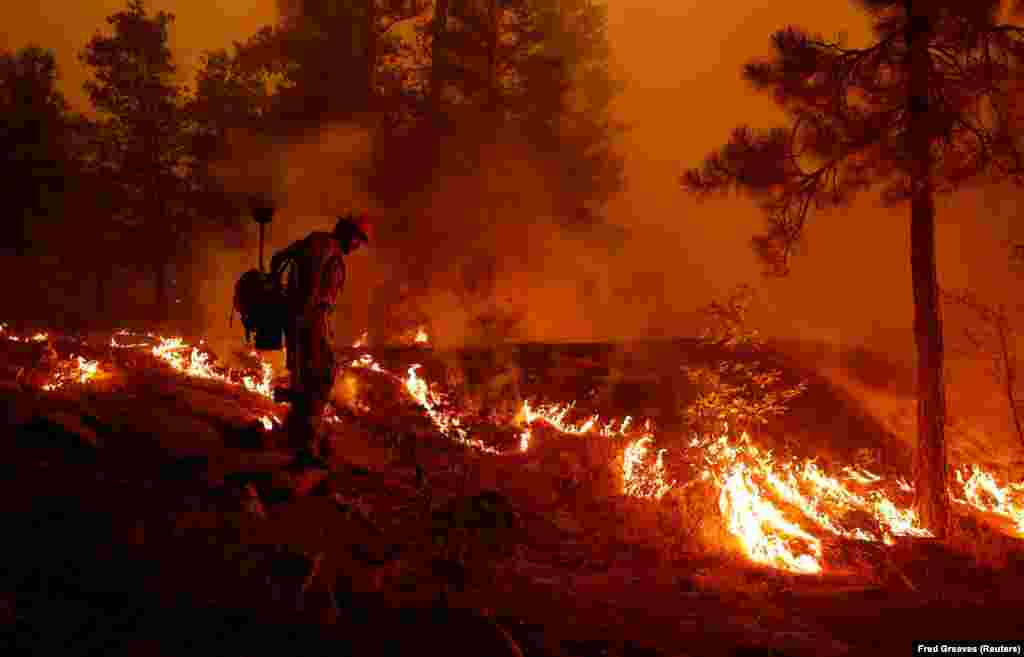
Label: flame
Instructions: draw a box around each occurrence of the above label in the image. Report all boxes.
[12,323,1024,576]
[693,431,934,570]
[622,437,674,500]
[148,335,275,400]
[954,465,1024,533]
[242,361,274,399]
[414,327,429,345]
[718,464,823,574]
[519,427,531,452]
[352,331,369,348]
[350,353,384,372]
[518,400,603,436]
[42,355,102,391]
[76,356,100,384]
[403,364,500,453]
[1,324,50,344]
[516,399,671,498]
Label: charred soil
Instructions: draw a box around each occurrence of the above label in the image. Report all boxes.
[1,334,1023,657]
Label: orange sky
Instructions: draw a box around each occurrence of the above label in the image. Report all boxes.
[5,1,1022,350]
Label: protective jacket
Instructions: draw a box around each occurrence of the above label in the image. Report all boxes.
[271,232,346,315]
[269,232,347,455]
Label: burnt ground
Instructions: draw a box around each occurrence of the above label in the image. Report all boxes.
[2,336,1024,657]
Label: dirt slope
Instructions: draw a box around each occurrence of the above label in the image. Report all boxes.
[2,336,1023,656]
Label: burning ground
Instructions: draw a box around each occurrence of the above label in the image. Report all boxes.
[2,324,1024,656]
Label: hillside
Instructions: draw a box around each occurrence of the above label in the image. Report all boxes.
[2,326,1024,656]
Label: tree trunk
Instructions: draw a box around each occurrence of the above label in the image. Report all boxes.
[486,0,500,113]
[994,313,1024,448]
[429,0,451,119]
[905,1,950,539]
[363,0,377,104]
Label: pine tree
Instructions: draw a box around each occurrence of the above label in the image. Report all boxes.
[80,0,190,319]
[683,0,1024,538]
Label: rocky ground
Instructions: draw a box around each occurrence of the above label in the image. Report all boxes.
[2,334,1023,657]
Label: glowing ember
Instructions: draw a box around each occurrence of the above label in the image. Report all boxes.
[1,324,51,344]
[76,356,100,384]
[352,331,369,348]
[519,400,602,436]
[622,437,674,500]
[350,353,384,372]
[13,322,1024,576]
[242,362,274,399]
[42,355,103,391]
[403,364,500,453]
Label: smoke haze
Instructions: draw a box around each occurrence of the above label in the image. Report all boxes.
[6,0,1024,359]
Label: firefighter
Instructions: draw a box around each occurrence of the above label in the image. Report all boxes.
[269,214,370,464]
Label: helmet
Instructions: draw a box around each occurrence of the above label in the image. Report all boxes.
[334,214,371,246]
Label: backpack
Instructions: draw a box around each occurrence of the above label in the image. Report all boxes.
[233,268,287,350]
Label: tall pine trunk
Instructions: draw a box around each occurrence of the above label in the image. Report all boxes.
[363,0,376,104]
[429,0,451,119]
[486,0,500,113]
[905,1,950,539]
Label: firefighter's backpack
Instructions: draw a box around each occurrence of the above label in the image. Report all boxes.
[233,269,286,351]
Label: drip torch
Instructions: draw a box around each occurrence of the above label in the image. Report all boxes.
[250,198,275,272]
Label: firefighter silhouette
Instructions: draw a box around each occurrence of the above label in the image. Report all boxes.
[269,215,370,462]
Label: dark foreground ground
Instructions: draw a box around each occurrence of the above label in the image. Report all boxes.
[2,336,1023,657]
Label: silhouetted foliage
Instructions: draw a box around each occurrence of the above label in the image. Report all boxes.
[228,1,422,133]
[943,288,1024,449]
[184,44,276,237]
[684,1,1024,275]
[80,0,192,316]
[683,285,807,439]
[682,0,1024,537]
[0,46,74,255]
[365,0,625,342]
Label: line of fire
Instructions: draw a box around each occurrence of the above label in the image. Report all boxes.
[4,1,1024,655]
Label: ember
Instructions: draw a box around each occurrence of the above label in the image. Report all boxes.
[403,364,500,453]
[42,355,102,391]
[107,331,278,400]
[622,436,673,500]
[1,323,52,344]
[10,322,1024,575]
